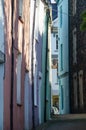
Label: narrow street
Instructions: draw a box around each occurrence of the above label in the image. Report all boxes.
[1,0,86,129]
[40,120,86,130]
[36,114,86,130]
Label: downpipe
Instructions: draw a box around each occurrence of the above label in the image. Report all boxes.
[44,9,50,122]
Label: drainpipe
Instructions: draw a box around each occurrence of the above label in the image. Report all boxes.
[31,0,36,129]
[10,0,14,130]
[44,9,50,122]
[68,0,70,113]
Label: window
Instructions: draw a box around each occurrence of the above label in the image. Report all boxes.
[16,53,22,105]
[60,44,63,70]
[56,35,58,50]
[73,0,77,16]
[73,28,77,64]
[19,0,23,17]
[73,73,78,108]
[78,70,84,108]
[60,5,62,27]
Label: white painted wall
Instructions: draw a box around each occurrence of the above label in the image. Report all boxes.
[51,19,58,55]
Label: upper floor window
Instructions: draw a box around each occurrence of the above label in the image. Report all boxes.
[19,0,23,17]
[73,0,77,16]
[60,5,62,27]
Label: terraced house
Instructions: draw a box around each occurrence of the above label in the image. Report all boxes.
[57,0,70,114]
[0,0,52,130]
[69,0,86,113]
[57,0,86,115]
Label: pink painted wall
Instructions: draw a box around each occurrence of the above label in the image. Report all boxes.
[4,0,31,130]
[4,0,12,129]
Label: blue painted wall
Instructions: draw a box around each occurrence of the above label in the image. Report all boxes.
[58,0,70,114]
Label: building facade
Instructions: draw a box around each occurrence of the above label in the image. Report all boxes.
[69,0,86,113]
[4,0,31,130]
[57,0,70,114]
[0,0,52,130]
[51,17,59,107]
[30,0,51,127]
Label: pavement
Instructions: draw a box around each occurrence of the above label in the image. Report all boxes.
[36,114,86,130]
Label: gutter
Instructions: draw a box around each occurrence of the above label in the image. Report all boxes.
[10,0,14,130]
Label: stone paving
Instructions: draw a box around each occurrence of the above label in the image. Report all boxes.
[45,119,86,130]
[36,114,86,130]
